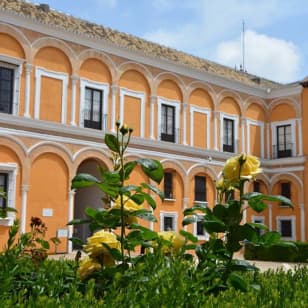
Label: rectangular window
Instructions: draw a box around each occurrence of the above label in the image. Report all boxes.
[160,212,177,231]
[195,176,206,202]
[163,216,174,231]
[280,182,291,206]
[164,172,173,199]
[84,87,103,130]
[0,173,8,208]
[223,118,234,152]
[0,66,14,114]
[276,124,292,158]
[196,220,205,236]
[161,104,175,142]
[253,181,260,193]
[280,220,292,237]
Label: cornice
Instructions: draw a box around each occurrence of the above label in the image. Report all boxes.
[1,9,302,100]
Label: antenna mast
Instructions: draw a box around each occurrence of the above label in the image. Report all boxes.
[242,20,245,72]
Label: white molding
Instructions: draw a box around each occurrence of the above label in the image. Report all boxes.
[160,211,178,231]
[34,67,68,123]
[79,78,109,131]
[276,215,296,241]
[246,119,265,158]
[119,87,145,137]
[193,214,209,241]
[190,105,211,149]
[0,163,18,226]
[157,97,181,143]
[220,112,239,153]
[299,204,305,241]
[271,119,296,158]
[263,166,304,173]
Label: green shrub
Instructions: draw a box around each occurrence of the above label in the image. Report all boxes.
[245,241,308,262]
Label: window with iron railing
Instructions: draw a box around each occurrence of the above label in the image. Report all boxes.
[84,87,103,130]
[195,176,206,203]
[161,104,175,142]
[273,124,292,158]
[223,118,234,152]
[164,172,173,199]
[0,66,14,115]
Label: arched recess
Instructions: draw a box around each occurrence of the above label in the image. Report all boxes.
[217,90,243,115]
[244,97,268,117]
[186,81,216,104]
[78,49,116,82]
[268,99,298,121]
[28,152,69,252]
[154,73,184,101]
[187,164,217,208]
[32,37,76,72]
[73,157,109,247]
[117,67,151,137]
[0,23,30,60]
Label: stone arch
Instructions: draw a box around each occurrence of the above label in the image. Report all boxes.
[0,136,28,184]
[78,49,116,83]
[244,98,267,122]
[0,22,31,60]
[216,89,244,115]
[72,147,113,175]
[269,98,300,118]
[117,61,153,89]
[154,72,185,100]
[187,163,218,181]
[270,173,304,204]
[32,37,76,73]
[185,81,216,104]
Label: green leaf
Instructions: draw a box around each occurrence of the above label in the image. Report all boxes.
[130,193,145,205]
[37,239,50,250]
[228,273,248,292]
[141,182,164,200]
[180,230,198,243]
[67,218,91,225]
[71,173,99,189]
[137,159,164,184]
[204,220,226,233]
[105,134,120,153]
[142,193,156,210]
[130,223,158,240]
[84,207,100,219]
[122,161,137,180]
[263,195,293,208]
[133,211,157,222]
[182,215,198,226]
[260,231,281,246]
[69,237,85,247]
[102,243,122,261]
[248,222,268,231]
[101,171,121,184]
[183,205,208,216]
[230,259,258,272]
[248,197,267,213]
[96,182,119,198]
[275,241,297,248]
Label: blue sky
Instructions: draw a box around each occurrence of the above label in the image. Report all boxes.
[28,0,308,83]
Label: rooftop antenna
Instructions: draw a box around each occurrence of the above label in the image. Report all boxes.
[241,20,246,72]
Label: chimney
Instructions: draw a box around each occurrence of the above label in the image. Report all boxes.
[38,4,50,13]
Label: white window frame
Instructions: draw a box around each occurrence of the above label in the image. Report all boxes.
[0,163,18,226]
[160,211,178,231]
[220,113,239,153]
[35,67,69,123]
[190,105,211,149]
[193,214,209,240]
[80,79,109,131]
[246,119,265,158]
[271,119,296,158]
[157,97,180,143]
[251,215,265,235]
[119,87,145,137]
[0,55,23,116]
[276,215,296,240]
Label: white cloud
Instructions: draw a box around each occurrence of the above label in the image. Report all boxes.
[215,30,301,83]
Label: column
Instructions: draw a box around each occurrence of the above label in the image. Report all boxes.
[24,64,32,118]
[268,204,272,231]
[297,118,303,156]
[67,190,76,253]
[150,95,156,139]
[241,117,246,153]
[300,203,305,241]
[20,185,30,233]
[182,197,189,231]
[111,84,118,132]
[213,111,219,151]
[182,103,188,145]
[266,123,271,159]
[70,75,78,126]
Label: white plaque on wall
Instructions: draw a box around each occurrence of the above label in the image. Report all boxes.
[57,229,68,238]
[42,208,53,217]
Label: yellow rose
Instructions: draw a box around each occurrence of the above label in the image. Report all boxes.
[158,231,185,252]
[78,256,101,280]
[223,154,261,185]
[83,230,120,258]
[113,195,142,212]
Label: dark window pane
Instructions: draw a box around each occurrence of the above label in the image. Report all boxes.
[0,173,8,208]
[253,181,260,192]
[164,172,173,199]
[195,176,206,202]
[84,87,102,130]
[163,216,174,231]
[0,67,14,114]
[276,124,292,158]
[196,220,204,236]
[161,104,175,142]
[223,118,234,152]
[280,220,292,237]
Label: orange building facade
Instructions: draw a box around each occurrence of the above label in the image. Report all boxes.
[0,1,307,253]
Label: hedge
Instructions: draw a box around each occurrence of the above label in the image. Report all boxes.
[244,241,308,262]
